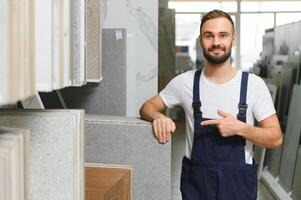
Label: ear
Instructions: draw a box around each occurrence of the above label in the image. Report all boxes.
[232,32,237,47]
[198,35,203,48]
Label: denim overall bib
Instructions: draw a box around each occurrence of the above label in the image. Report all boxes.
[180,70,258,200]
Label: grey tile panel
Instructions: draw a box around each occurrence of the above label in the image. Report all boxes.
[279,84,301,191]
[0,110,84,200]
[85,115,171,200]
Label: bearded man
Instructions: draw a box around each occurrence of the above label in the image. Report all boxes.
[139,9,282,200]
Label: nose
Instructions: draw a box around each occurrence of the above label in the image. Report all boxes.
[212,36,220,45]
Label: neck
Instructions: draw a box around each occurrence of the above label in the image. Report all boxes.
[204,59,237,84]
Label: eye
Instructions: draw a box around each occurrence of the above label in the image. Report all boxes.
[204,34,213,39]
[219,33,228,38]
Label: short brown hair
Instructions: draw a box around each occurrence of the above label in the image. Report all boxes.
[200,9,235,34]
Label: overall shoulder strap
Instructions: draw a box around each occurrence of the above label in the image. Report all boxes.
[237,71,249,123]
[192,70,202,118]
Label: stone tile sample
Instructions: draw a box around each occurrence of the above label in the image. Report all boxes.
[274,20,301,56]
[0,110,84,200]
[0,127,30,200]
[71,0,86,86]
[86,0,102,82]
[279,84,301,191]
[85,163,131,200]
[0,0,35,105]
[159,8,176,91]
[60,29,127,115]
[278,66,295,126]
[85,115,171,200]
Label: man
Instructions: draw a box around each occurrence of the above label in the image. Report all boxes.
[139,9,282,200]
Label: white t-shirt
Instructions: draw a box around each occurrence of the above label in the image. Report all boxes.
[159,69,276,164]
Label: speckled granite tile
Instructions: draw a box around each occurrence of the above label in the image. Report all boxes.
[71,0,86,85]
[85,115,171,200]
[0,110,84,200]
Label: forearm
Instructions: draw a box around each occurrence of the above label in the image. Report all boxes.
[139,97,176,144]
[139,102,166,122]
[238,124,282,148]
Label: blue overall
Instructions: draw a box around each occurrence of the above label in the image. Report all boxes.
[180,70,258,200]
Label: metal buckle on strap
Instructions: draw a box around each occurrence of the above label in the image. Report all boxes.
[192,102,202,114]
[238,103,248,116]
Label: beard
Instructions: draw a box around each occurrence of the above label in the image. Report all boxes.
[202,44,232,65]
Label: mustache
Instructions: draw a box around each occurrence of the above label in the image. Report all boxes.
[208,45,226,51]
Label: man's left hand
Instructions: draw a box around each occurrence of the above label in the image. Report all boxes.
[200,109,245,137]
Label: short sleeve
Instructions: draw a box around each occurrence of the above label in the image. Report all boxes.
[252,77,276,122]
[159,75,184,109]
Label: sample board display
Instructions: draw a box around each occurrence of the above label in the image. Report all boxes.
[0,0,102,105]
[60,29,127,115]
[85,115,171,200]
[0,110,84,200]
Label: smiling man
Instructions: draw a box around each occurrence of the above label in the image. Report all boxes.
[139,9,282,200]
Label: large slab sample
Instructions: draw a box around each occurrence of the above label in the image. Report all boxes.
[159,7,175,91]
[0,110,84,200]
[0,127,30,200]
[85,115,171,200]
[292,145,301,200]
[279,84,301,191]
[60,29,127,115]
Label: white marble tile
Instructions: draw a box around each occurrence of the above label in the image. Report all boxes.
[0,127,30,200]
[35,0,54,92]
[0,110,84,200]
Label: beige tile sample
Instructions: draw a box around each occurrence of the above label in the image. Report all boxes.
[86,0,102,82]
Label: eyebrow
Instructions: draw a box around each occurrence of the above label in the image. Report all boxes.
[202,31,230,35]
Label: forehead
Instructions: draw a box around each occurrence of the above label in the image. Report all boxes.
[201,17,233,34]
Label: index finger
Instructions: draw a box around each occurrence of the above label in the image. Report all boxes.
[201,119,220,126]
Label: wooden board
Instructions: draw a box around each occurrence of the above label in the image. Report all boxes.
[85,164,131,200]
